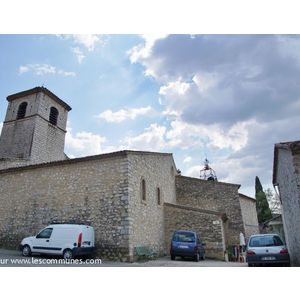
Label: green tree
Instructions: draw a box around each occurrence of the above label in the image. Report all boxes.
[255,176,263,195]
[265,188,281,214]
[255,176,273,223]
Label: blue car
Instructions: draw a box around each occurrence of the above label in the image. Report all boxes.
[170,230,206,262]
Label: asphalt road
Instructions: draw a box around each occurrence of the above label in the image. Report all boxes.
[0,248,247,267]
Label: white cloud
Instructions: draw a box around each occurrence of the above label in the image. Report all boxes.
[71,47,85,64]
[65,127,106,157]
[129,35,300,129]
[126,35,300,195]
[58,35,109,64]
[72,34,109,51]
[19,64,56,75]
[58,70,75,77]
[57,34,108,51]
[159,79,190,96]
[19,65,30,74]
[95,106,156,123]
[163,118,249,153]
[185,165,202,178]
[183,156,192,163]
[128,34,169,65]
[165,120,203,149]
[19,64,75,76]
[121,124,166,152]
[207,120,251,152]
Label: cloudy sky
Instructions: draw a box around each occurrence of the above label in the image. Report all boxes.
[1,34,300,198]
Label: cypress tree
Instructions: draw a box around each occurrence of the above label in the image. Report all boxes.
[255,176,263,194]
[255,176,273,223]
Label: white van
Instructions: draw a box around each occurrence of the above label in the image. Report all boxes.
[19,223,95,260]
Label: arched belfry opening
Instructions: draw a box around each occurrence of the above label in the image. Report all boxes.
[0,87,72,165]
[17,102,28,120]
[49,107,59,125]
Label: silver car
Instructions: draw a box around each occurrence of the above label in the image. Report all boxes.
[246,234,290,267]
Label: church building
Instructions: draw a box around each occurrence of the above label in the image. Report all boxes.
[0,87,258,261]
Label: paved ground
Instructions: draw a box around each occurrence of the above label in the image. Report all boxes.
[132,256,247,267]
[0,248,247,267]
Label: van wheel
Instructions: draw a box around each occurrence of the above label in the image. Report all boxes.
[63,249,73,260]
[171,255,175,260]
[22,245,31,257]
[195,253,200,262]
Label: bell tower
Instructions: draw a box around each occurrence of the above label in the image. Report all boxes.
[0,87,72,166]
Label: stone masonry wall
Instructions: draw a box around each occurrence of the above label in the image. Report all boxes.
[0,117,36,160]
[275,146,300,266]
[164,203,226,260]
[30,116,67,163]
[0,152,131,261]
[126,152,177,260]
[0,90,69,166]
[175,176,244,247]
[239,194,259,241]
[0,148,248,262]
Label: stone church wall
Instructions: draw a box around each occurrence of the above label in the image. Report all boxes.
[0,151,248,262]
[0,150,179,262]
[0,152,132,261]
[0,88,70,165]
[175,176,244,247]
[0,117,36,160]
[30,116,67,163]
[126,152,177,260]
[164,203,226,260]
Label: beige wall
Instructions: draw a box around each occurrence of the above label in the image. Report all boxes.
[239,194,259,241]
[0,152,131,261]
[175,176,244,247]
[274,146,300,266]
[164,203,226,260]
[127,152,177,259]
[0,150,252,262]
[0,90,69,168]
[0,151,178,262]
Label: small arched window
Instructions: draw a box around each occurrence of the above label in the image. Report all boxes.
[141,179,146,202]
[17,102,28,120]
[157,187,161,205]
[49,107,58,125]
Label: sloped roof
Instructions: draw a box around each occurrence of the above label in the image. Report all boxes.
[239,193,256,202]
[0,150,175,174]
[6,86,72,111]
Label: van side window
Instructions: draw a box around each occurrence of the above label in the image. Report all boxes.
[36,228,53,239]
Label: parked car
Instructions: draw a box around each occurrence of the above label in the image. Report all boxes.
[246,234,290,267]
[170,230,206,262]
[19,223,95,260]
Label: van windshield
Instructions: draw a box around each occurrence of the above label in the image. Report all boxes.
[173,232,195,243]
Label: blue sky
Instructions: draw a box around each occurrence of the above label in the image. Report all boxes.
[2,33,300,198]
[1,0,300,199]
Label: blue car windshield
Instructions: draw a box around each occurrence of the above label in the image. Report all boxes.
[173,232,195,243]
[249,236,284,247]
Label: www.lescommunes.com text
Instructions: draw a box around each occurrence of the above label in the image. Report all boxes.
[1,257,102,265]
